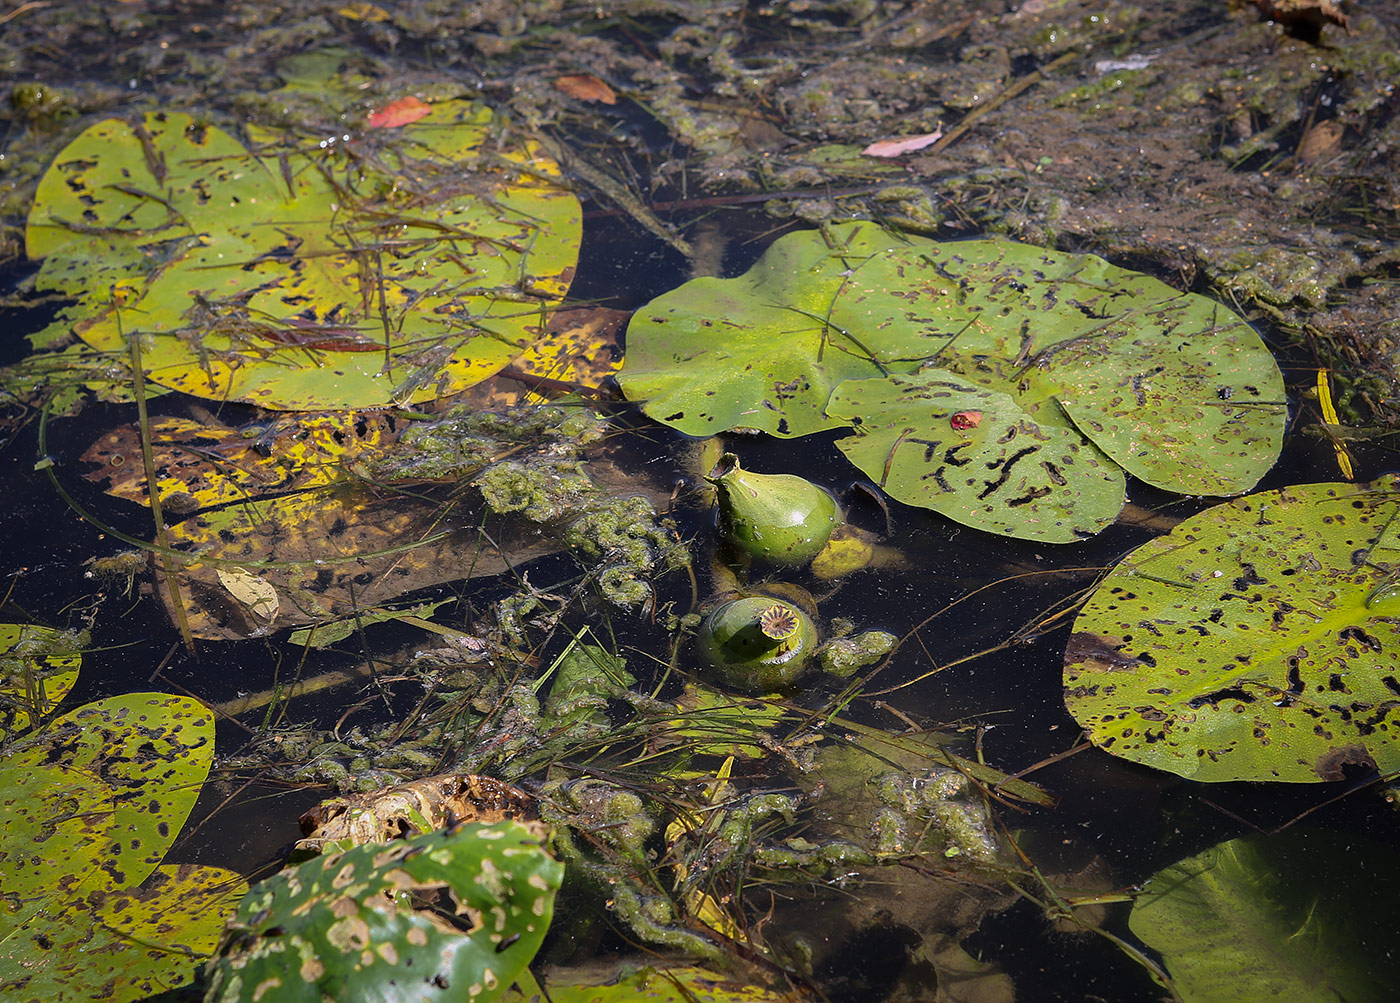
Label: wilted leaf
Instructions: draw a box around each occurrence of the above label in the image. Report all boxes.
[157,492,557,640]
[216,567,280,622]
[1064,477,1400,782]
[1130,829,1399,1002]
[81,411,407,511]
[26,102,581,410]
[296,774,535,854]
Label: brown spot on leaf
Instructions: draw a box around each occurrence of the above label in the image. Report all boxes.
[1064,632,1141,671]
[1312,743,1376,781]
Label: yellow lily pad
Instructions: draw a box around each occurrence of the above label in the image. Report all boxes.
[26,101,581,410]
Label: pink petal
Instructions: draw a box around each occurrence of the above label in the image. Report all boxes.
[861,130,944,158]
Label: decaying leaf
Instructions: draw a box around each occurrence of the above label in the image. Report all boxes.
[296,773,537,854]
[81,410,405,511]
[216,567,280,622]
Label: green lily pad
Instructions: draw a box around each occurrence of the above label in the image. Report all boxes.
[25,102,581,410]
[1064,477,1400,782]
[619,224,894,438]
[619,221,1284,538]
[826,369,1124,541]
[1129,829,1400,1002]
[205,819,563,1003]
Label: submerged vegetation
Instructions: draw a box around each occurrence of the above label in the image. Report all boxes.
[2,2,1399,1001]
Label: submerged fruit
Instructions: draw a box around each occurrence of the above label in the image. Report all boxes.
[697,595,818,692]
[708,453,840,565]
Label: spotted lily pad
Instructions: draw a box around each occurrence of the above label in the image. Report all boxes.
[619,221,1284,539]
[0,694,219,1000]
[25,102,580,409]
[826,370,1124,541]
[1064,477,1400,782]
[205,820,563,1003]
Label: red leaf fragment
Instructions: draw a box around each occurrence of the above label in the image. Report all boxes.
[950,410,982,430]
[367,96,431,129]
[554,74,617,105]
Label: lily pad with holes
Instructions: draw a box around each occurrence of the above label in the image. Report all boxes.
[619,221,1285,539]
[1063,477,1400,782]
[826,369,1124,541]
[204,819,563,1003]
[25,102,581,410]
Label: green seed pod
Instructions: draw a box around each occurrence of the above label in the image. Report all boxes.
[697,595,818,692]
[708,453,841,566]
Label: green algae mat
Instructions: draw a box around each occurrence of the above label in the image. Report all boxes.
[619,221,1285,542]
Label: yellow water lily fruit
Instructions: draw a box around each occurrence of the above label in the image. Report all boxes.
[697,595,818,692]
[708,453,841,566]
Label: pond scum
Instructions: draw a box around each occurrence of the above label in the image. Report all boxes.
[3,3,1400,1002]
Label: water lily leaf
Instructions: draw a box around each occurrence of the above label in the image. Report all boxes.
[0,623,81,739]
[20,694,216,884]
[26,102,581,409]
[826,369,1124,542]
[1129,829,1400,1003]
[205,820,563,1003]
[823,226,1285,496]
[0,864,245,1003]
[1064,477,1400,782]
[0,694,216,1001]
[619,224,894,438]
[620,221,1284,537]
[0,761,113,944]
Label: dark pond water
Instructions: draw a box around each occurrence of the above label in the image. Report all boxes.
[3,5,1400,1003]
